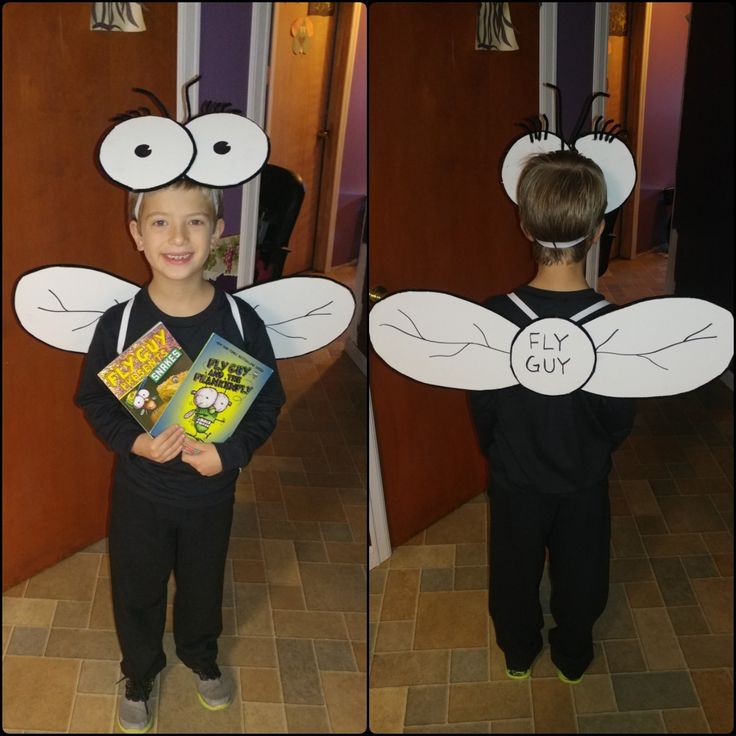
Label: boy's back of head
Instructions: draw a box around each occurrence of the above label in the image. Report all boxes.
[517,150,607,266]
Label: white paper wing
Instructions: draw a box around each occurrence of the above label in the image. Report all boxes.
[369,291,519,390]
[14,266,141,353]
[234,275,356,359]
[583,298,734,397]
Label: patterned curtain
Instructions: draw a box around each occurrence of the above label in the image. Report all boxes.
[476,2,518,51]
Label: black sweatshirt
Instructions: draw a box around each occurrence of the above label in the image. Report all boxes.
[467,285,635,495]
[75,285,286,508]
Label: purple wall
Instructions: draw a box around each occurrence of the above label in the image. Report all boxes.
[556,3,596,141]
[331,4,367,268]
[199,3,253,237]
[637,3,690,253]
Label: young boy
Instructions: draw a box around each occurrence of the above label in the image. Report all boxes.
[468,150,635,684]
[75,178,286,733]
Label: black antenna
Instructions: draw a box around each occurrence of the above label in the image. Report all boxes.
[570,91,610,144]
[184,75,202,123]
[543,82,563,146]
[131,87,171,119]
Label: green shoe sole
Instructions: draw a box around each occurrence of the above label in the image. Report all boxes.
[196,689,232,711]
[557,669,583,684]
[505,667,531,680]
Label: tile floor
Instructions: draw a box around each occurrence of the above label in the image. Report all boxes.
[369,254,734,733]
[597,249,670,303]
[3,264,368,734]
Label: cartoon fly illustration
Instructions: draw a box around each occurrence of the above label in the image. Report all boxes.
[13,77,356,367]
[183,388,232,440]
[369,85,733,398]
[126,387,157,416]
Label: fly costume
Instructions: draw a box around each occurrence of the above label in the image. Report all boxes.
[76,285,285,682]
[368,85,732,682]
[73,77,282,686]
[468,286,634,679]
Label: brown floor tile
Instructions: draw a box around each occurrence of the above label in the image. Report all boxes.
[691,577,733,633]
[678,634,734,669]
[24,553,101,602]
[691,669,734,733]
[414,591,488,650]
[531,678,576,732]
[370,650,450,688]
[611,671,699,710]
[405,683,449,726]
[448,681,531,722]
[2,656,80,731]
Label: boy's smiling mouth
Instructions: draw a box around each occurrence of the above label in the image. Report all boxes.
[162,252,194,264]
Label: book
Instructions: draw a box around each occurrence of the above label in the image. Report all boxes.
[97,322,193,434]
[149,332,274,443]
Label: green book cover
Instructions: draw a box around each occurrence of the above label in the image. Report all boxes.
[150,333,273,443]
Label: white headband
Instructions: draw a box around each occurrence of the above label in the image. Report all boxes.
[133,189,219,221]
[535,235,587,249]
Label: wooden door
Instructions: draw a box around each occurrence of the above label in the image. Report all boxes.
[267,2,337,274]
[369,3,539,548]
[3,3,177,590]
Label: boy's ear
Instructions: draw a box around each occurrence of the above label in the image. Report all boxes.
[594,219,605,241]
[520,223,534,242]
[213,217,225,240]
[129,219,144,250]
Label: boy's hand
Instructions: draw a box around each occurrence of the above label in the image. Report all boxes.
[181,438,223,476]
[131,424,186,463]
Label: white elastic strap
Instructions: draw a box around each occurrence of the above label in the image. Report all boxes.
[535,235,587,249]
[507,292,539,320]
[117,297,135,355]
[226,293,245,341]
[570,298,610,322]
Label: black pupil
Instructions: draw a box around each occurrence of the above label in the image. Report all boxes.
[135,144,152,158]
[214,141,231,155]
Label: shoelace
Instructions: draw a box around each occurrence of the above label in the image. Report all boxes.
[116,675,153,715]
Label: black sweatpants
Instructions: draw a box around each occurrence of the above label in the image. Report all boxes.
[108,481,234,682]
[487,480,610,680]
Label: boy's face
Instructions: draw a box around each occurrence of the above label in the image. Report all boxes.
[129,187,225,283]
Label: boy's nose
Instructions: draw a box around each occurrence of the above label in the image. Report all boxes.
[169,226,186,244]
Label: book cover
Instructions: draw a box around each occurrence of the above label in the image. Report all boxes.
[97,322,192,434]
[150,333,273,443]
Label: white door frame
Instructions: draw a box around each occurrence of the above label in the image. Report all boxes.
[238,2,272,289]
[177,2,269,290]
[369,390,392,569]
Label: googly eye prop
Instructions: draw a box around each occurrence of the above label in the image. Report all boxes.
[501,83,637,248]
[96,75,270,198]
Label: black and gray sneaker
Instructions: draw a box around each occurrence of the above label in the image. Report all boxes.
[192,664,233,711]
[116,675,154,733]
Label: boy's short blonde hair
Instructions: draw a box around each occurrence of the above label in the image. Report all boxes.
[128,178,223,228]
[516,149,607,265]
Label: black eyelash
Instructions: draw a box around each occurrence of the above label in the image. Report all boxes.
[514,114,549,143]
[109,106,152,123]
[592,115,628,142]
[199,100,243,115]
